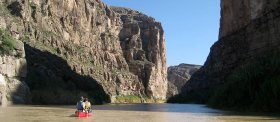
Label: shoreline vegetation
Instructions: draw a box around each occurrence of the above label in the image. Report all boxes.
[115,95,165,103]
[208,50,280,113]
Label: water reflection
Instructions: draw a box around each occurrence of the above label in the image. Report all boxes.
[94,104,223,114]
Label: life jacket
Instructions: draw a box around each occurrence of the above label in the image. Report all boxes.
[85,101,91,111]
[77,101,84,110]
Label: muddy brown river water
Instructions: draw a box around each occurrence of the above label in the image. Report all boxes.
[0,104,279,122]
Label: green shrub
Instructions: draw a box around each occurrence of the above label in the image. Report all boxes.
[115,95,142,103]
[0,29,16,55]
[209,50,280,112]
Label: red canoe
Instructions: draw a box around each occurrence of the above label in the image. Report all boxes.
[75,111,92,117]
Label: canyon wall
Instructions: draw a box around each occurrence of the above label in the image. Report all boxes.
[166,64,201,98]
[0,0,167,104]
[0,7,30,105]
[219,0,280,38]
[112,7,167,100]
[178,0,280,103]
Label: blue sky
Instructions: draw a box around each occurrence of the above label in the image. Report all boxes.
[103,0,221,66]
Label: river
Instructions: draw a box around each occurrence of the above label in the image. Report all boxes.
[0,104,279,122]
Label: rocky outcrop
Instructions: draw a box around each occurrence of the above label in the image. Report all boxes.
[167,64,201,98]
[0,8,30,105]
[0,0,167,104]
[0,56,30,105]
[179,0,280,103]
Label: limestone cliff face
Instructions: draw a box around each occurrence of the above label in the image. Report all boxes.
[0,7,30,105]
[0,56,30,106]
[112,7,167,100]
[167,64,201,98]
[219,0,280,38]
[0,0,167,104]
[181,0,280,102]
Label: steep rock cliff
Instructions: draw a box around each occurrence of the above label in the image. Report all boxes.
[178,0,280,103]
[219,0,280,38]
[167,64,201,98]
[0,6,30,105]
[112,7,167,100]
[0,0,167,104]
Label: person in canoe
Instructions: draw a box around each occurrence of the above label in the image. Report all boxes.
[84,98,92,113]
[76,96,85,112]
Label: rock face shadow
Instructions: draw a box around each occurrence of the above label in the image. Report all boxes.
[0,56,30,106]
[24,44,110,105]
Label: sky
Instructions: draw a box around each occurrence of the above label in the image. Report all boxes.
[103,0,221,66]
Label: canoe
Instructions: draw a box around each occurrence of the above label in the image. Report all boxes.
[75,111,92,117]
